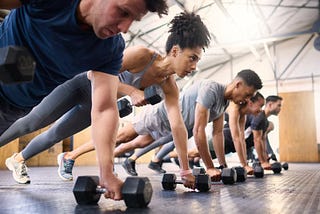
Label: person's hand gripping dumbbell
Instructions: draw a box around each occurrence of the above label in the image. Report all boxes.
[118,85,162,118]
[73,175,153,208]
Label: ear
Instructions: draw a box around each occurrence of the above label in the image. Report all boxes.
[235,80,243,89]
[171,45,179,57]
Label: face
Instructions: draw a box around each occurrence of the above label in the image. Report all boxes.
[247,97,265,116]
[269,100,282,115]
[171,46,202,78]
[232,81,257,105]
[91,0,148,39]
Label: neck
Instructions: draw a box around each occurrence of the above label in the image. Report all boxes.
[76,0,92,30]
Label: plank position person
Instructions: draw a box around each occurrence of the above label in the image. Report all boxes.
[0,0,168,200]
[1,11,211,190]
[67,69,262,182]
[129,92,265,175]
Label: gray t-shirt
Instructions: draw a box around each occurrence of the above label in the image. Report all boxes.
[133,80,229,139]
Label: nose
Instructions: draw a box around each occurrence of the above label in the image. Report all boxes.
[190,63,197,71]
[118,19,134,33]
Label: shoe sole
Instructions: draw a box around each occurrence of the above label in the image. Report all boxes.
[57,154,73,181]
[5,158,30,184]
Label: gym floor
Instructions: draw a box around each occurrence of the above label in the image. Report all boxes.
[0,161,319,214]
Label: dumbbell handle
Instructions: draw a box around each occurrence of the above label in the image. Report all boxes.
[96,186,107,194]
[174,180,184,185]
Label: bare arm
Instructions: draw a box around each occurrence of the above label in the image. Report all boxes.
[90,71,123,200]
[212,114,227,167]
[228,105,247,167]
[0,0,21,9]
[162,78,189,172]
[253,130,269,165]
[193,103,214,169]
[117,82,146,106]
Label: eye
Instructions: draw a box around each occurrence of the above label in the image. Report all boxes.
[189,55,198,62]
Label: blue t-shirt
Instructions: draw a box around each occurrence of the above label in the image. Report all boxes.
[0,0,125,108]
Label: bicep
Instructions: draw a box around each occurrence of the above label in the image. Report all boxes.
[194,103,209,132]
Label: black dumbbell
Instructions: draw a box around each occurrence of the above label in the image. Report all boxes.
[117,85,162,118]
[161,173,211,192]
[73,176,153,208]
[192,167,206,176]
[252,162,264,178]
[194,166,240,185]
[271,162,282,174]
[233,166,247,182]
[282,162,289,170]
[0,46,36,84]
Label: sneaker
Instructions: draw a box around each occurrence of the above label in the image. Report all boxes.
[122,158,138,176]
[57,153,74,181]
[148,161,166,174]
[5,153,30,184]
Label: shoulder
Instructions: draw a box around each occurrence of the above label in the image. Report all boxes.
[122,45,157,69]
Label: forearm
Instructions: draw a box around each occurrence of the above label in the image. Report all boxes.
[92,108,119,180]
[254,139,267,163]
[172,125,190,171]
[213,133,226,166]
[233,138,247,167]
[117,82,137,97]
[0,0,21,9]
[194,131,214,169]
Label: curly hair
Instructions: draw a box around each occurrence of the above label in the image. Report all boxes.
[165,11,211,53]
[144,0,168,17]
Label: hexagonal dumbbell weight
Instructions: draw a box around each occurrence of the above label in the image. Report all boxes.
[271,162,282,174]
[161,173,211,192]
[252,162,264,178]
[73,176,153,208]
[232,166,247,182]
[117,85,162,118]
[282,162,289,170]
[0,46,36,84]
[221,168,237,185]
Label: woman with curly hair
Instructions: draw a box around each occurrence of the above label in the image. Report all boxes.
[2,12,211,191]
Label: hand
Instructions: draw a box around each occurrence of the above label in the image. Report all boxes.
[206,168,221,182]
[130,89,147,107]
[181,173,195,190]
[244,165,254,175]
[261,162,272,170]
[100,174,124,200]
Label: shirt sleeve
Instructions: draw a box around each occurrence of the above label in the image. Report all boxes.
[196,82,217,110]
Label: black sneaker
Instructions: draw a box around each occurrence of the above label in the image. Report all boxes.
[122,158,138,176]
[148,161,166,173]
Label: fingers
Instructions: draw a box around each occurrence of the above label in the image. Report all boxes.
[104,190,122,201]
[182,174,196,189]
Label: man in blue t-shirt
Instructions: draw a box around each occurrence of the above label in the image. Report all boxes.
[0,0,168,201]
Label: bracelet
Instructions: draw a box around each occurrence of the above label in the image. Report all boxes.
[180,169,192,177]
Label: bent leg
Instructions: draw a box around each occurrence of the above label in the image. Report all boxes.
[114,134,154,158]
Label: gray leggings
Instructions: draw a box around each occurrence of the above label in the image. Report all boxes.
[134,129,194,160]
[0,73,92,160]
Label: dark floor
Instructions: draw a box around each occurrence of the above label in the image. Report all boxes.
[0,161,319,214]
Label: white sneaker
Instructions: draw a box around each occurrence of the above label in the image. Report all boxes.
[5,153,30,184]
[57,153,74,181]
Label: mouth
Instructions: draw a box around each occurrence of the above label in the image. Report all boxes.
[103,28,117,37]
